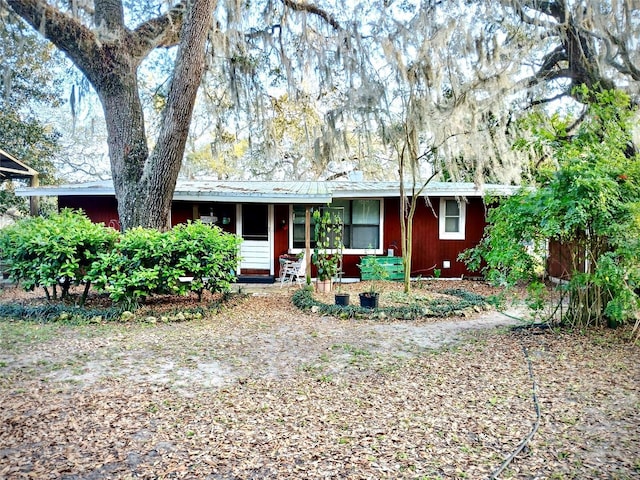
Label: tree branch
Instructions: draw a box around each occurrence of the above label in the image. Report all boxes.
[280,0,341,31]
[94,0,125,31]
[6,0,99,71]
[528,91,570,108]
[537,45,566,74]
[604,28,640,81]
[130,2,186,57]
[528,67,578,86]
[519,0,564,21]
[502,0,559,30]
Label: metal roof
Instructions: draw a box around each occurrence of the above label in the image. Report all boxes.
[0,148,38,179]
[329,181,520,198]
[17,179,520,202]
[174,180,332,203]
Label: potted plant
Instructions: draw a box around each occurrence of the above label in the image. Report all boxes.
[332,243,349,305]
[334,290,350,305]
[311,209,343,293]
[357,256,389,308]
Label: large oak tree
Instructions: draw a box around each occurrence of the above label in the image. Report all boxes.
[5,0,215,230]
[3,0,342,229]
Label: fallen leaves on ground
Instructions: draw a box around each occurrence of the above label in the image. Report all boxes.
[0,287,638,479]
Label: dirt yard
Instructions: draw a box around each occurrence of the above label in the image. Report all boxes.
[0,282,638,479]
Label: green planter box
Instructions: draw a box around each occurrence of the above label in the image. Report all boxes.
[359,256,404,281]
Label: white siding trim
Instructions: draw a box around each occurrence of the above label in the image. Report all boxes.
[439,198,466,240]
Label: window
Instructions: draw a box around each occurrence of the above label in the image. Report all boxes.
[439,198,466,240]
[292,206,309,248]
[292,199,382,251]
[242,204,268,240]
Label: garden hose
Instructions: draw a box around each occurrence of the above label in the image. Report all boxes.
[488,309,543,479]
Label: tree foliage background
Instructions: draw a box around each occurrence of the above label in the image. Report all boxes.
[462,89,640,327]
[0,13,62,212]
[1,0,639,224]
[205,0,640,183]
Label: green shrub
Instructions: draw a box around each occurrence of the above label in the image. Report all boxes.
[0,212,241,309]
[461,88,640,328]
[168,221,242,299]
[0,209,118,303]
[88,221,241,307]
[88,227,170,307]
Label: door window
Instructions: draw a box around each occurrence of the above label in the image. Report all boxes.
[242,204,268,240]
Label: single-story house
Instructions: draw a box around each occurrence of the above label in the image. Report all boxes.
[17,179,519,281]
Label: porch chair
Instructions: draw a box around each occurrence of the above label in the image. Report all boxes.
[279,253,306,287]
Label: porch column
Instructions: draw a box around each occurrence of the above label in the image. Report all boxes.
[29,174,39,216]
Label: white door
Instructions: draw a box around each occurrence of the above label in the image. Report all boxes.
[237,204,273,274]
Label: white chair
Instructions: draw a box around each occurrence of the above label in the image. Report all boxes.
[279,253,306,287]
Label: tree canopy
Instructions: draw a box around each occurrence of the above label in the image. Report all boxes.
[2,0,639,226]
[462,88,640,327]
[0,12,62,186]
[213,0,640,183]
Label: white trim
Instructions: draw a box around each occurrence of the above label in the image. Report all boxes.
[236,204,242,274]
[237,203,274,273]
[288,204,294,251]
[268,204,275,275]
[439,198,466,240]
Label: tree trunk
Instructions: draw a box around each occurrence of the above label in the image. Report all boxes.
[6,0,215,231]
[398,123,437,294]
[98,74,149,230]
[521,0,616,97]
[133,0,216,230]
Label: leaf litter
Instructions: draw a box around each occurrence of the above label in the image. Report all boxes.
[0,283,638,479]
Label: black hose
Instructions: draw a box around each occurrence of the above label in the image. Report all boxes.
[488,306,545,479]
[488,341,541,479]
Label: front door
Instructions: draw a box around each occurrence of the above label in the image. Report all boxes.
[238,204,273,274]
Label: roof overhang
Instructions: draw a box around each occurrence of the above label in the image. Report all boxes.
[17,180,334,204]
[329,181,520,198]
[173,181,332,204]
[16,179,520,202]
[0,148,38,179]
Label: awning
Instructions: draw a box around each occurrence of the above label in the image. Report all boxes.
[0,148,38,179]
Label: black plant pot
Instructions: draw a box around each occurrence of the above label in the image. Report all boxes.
[359,292,379,309]
[335,293,350,306]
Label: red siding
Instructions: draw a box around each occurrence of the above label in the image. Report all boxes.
[59,196,120,230]
[59,197,241,235]
[170,202,194,227]
[547,239,585,279]
[60,194,490,280]
[340,197,487,278]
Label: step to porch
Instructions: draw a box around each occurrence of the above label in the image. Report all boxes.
[237,274,276,284]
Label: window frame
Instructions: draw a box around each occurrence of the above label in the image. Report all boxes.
[439,197,466,240]
[289,198,384,255]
